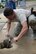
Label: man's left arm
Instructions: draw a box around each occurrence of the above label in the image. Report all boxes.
[13,21,28,42]
[17,21,28,40]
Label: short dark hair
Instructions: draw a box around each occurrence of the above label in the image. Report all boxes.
[4,8,13,17]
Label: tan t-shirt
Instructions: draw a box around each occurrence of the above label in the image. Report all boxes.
[8,9,31,37]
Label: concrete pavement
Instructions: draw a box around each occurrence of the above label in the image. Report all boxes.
[0,1,36,54]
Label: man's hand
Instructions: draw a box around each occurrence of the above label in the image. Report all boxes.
[13,37,19,42]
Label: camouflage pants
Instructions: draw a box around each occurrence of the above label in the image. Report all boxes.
[9,22,22,37]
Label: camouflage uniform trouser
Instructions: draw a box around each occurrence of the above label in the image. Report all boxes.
[9,22,22,37]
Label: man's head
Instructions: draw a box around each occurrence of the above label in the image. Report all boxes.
[4,8,15,20]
